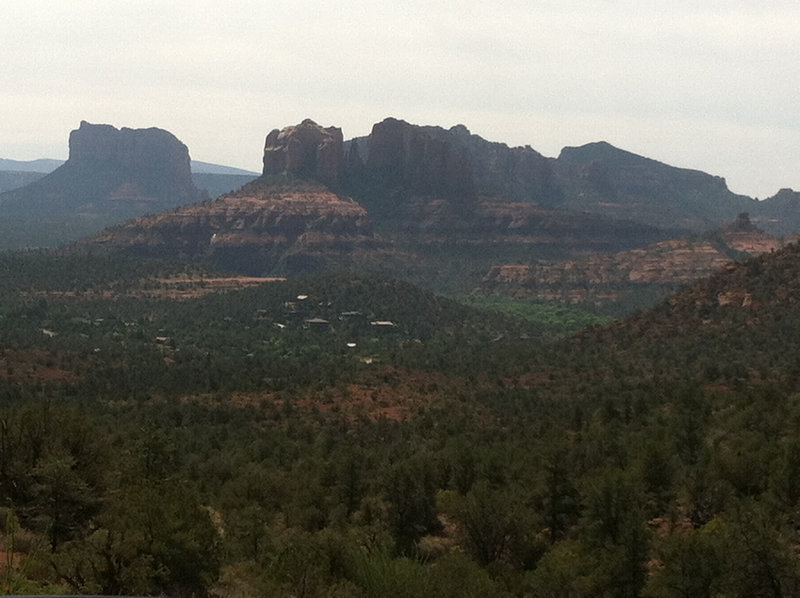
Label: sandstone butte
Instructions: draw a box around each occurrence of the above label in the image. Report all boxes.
[82,117,670,279]
[79,117,791,300]
[84,120,386,275]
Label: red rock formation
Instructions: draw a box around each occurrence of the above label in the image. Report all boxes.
[78,120,402,275]
[420,123,560,205]
[552,141,756,232]
[365,118,475,200]
[722,213,781,255]
[262,119,343,190]
[85,180,385,275]
[482,215,783,306]
[0,121,206,248]
[67,121,197,199]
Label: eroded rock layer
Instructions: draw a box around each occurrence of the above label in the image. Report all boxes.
[262,119,344,190]
[87,180,382,275]
[482,214,781,306]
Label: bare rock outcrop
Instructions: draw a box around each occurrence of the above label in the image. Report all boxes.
[552,141,755,231]
[86,180,383,275]
[482,215,782,307]
[0,121,206,248]
[79,119,401,275]
[262,119,343,190]
[362,117,475,200]
[67,121,200,201]
[722,213,781,255]
[420,123,560,205]
[1,121,203,211]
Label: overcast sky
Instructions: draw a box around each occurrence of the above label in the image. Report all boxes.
[3,1,798,198]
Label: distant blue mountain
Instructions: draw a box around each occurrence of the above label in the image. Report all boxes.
[0,157,257,176]
[0,157,258,197]
[0,158,65,172]
[190,160,259,176]
[0,171,48,193]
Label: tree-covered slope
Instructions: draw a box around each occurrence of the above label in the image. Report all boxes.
[2,246,800,596]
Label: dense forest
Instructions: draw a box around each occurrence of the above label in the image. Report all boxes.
[0,248,799,596]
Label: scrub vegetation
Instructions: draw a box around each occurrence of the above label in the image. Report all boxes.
[0,246,799,596]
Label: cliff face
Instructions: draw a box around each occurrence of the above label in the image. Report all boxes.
[345,125,763,235]
[345,122,559,205]
[340,119,664,257]
[0,122,206,248]
[354,117,476,201]
[62,116,800,303]
[64,121,200,203]
[551,142,755,231]
[262,119,343,190]
[88,180,381,275]
[420,123,561,205]
[482,214,781,308]
[3,121,204,209]
[82,121,392,275]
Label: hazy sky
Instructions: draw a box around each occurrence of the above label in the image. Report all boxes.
[3,1,798,198]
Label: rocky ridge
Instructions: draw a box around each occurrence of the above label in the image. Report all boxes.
[358,117,476,201]
[82,117,755,287]
[419,123,560,205]
[482,213,781,308]
[84,121,391,275]
[345,122,768,234]
[550,141,756,231]
[90,181,380,274]
[343,119,665,256]
[30,115,800,306]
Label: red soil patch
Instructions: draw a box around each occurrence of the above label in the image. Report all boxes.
[24,275,285,302]
[504,368,565,387]
[0,350,79,383]
[0,550,23,569]
[141,276,285,300]
[179,367,466,423]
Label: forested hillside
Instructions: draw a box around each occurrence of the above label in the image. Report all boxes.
[0,248,799,596]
